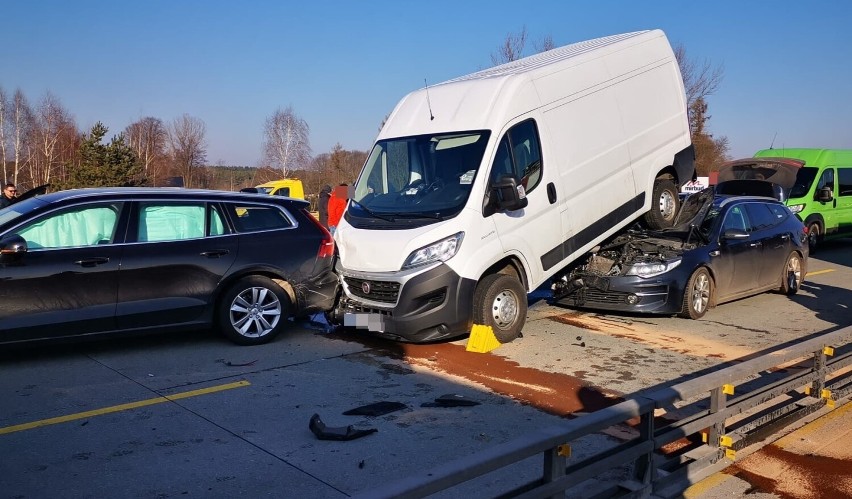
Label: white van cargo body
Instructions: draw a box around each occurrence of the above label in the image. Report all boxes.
[331,29,694,343]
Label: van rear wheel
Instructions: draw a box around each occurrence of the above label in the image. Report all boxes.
[644,178,679,229]
[472,274,527,343]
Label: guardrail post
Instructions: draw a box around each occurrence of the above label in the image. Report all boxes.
[708,386,728,447]
[809,347,827,398]
[543,446,566,499]
[633,411,655,485]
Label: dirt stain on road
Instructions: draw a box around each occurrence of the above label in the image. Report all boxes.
[331,332,622,417]
[726,444,852,498]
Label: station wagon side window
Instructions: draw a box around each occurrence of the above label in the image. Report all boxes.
[225,204,294,233]
[721,205,749,233]
[838,167,852,197]
[745,203,782,231]
[15,203,123,250]
[488,119,543,194]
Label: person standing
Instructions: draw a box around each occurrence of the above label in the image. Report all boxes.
[327,183,348,235]
[0,183,17,209]
[317,184,332,229]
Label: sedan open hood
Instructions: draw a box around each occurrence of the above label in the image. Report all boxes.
[717,158,804,189]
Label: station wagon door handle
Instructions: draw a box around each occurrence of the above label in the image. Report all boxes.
[201,249,230,258]
[781,234,790,240]
[74,257,110,268]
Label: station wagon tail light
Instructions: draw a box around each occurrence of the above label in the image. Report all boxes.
[788,204,805,214]
[303,209,335,259]
[626,258,682,278]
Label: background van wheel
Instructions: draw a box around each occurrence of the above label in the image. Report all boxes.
[218,276,291,345]
[780,252,803,295]
[472,274,527,343]
[644,178,679,230]
[679,267,712,319]
[806,220,822,254]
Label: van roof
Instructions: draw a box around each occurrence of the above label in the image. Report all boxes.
[754,148,852,166]
[378,29,672,140]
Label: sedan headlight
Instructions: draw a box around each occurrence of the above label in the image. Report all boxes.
[402,232,464,269]
[788,204,805,214]
[625,258,681,278]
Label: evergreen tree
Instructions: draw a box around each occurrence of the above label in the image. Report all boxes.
[64,122,143,189]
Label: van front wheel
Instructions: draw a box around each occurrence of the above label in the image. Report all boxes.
[644,178,679,229]
[472,274,527,343]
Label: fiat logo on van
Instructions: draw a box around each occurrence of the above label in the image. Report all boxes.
[362,282,371,295]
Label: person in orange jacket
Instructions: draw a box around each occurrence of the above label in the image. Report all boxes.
[327,183,348,235]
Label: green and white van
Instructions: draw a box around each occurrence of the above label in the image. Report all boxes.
[720,148,852,251]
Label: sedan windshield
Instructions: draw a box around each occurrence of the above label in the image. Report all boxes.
[350,131,490,219]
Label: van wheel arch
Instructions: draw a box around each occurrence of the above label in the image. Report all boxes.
[802,215,824,253]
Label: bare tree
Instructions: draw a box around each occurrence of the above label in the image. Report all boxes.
[491,26,556,66]
[11,89,31,187]
[491,25,528,65]
[674,44,725,131]
[674,45,729,175]
[533,34,555,53]
[27,92,76,187]
[262,106,311,178]
[125,116,168,185]
[168,114,207,188]
[0,86,8,183]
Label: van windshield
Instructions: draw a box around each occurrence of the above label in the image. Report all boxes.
[789,167,819,199]
[350,131,490,221]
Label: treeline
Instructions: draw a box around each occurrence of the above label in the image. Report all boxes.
[0,87,367,194]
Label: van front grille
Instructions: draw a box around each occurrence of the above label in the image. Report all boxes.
[344,276,400,303]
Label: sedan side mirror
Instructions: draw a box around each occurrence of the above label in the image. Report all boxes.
[0,234,28,263]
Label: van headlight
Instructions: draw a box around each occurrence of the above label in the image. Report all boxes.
[626,258,681,278]
[402,232,464,269]
[788,204,805,214]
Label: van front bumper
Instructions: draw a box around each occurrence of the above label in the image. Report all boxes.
[333,262,476,343]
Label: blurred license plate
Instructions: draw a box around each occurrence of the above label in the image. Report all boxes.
[344,313,386,332]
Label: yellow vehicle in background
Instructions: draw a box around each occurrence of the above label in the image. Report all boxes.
[253,179,305,200]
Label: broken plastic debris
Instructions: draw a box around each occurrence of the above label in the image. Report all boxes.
[343,401,407,416]
[309,413,377,441]
[421,394,481,408]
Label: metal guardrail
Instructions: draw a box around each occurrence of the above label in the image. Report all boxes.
[356,326,852,498]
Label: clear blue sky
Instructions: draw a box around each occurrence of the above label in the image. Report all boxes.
[3,0,851,166]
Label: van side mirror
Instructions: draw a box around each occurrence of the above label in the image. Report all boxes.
[816,186,833,203]
[493,175,528,212]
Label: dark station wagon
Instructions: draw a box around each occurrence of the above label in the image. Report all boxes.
[553,187,809,319]
[0,187,338,346]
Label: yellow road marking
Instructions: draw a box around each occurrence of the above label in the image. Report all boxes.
[0,380,250,435]
[683,471,736,498]
[806,269,835,277]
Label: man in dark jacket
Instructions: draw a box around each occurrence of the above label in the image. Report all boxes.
[0,183,17,209]
[317,184,332,229]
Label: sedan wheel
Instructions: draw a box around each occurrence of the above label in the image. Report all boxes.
[218,276,291,345]
[679,267,712,320]
[780,252,803,295]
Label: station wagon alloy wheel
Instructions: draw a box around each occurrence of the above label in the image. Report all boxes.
[231,287,282,336]
[218,276,291,345]
[680,267,712,319]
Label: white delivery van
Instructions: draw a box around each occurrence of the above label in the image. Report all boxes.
[330,29,694,343]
